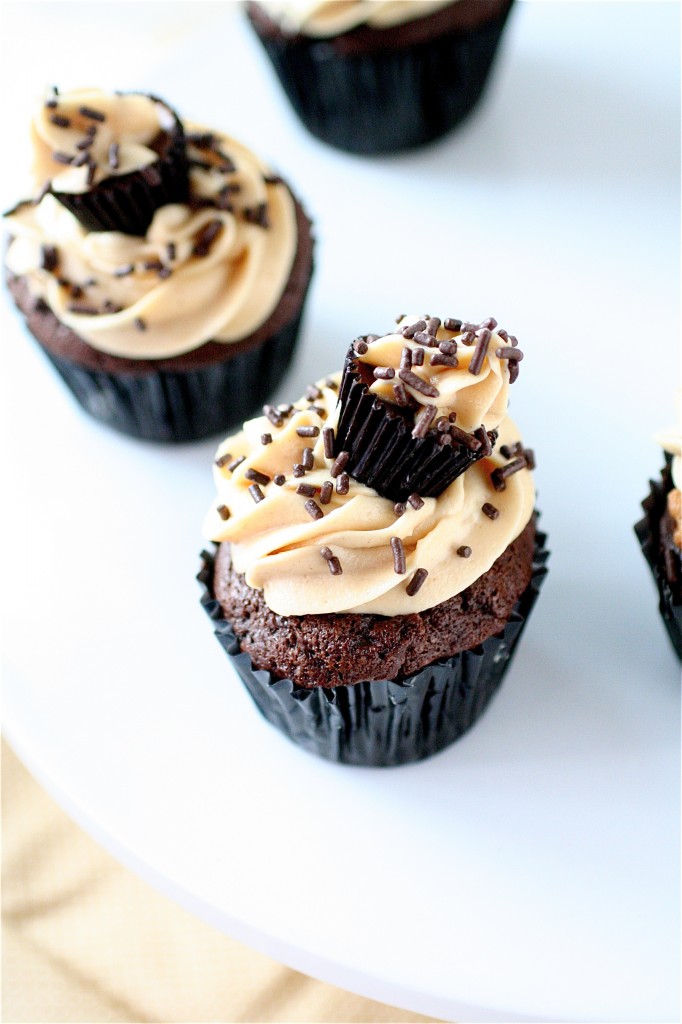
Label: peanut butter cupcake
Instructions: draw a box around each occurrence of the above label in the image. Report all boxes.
[199,313,548,766]
[4,87,314,442]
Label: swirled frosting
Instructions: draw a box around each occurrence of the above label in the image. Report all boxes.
[258,1,457,36]
[356,314,518,433]
[30,89,175,195]
[204,370,535,616]
[5,103,297,359]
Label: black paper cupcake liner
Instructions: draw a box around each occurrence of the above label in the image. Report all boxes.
[246,1,513,155]
[198,526,549,767]
[39,301,309,443]
[635,459,682,659]
[335,352,493,502]
[51,96,189,236]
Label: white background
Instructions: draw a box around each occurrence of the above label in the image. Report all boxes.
[1,3,680,1022]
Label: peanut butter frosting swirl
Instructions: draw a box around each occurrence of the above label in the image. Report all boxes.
[5,116,297,359]
[259,0,456,37]
[30,89,175,194]
[204,372,535,616]
[357,314,519,434]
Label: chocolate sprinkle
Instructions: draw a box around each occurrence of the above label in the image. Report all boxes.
[390,537,407,575]
[108,142,120,170]
[320,481,333,505]
[444,317,462,332]
[248,483,265,504]
[260,433,272,446]
[430,352,458,368]
[496,346,524,362]
[52,151,74,165]
[215,453,232,468]
[328,556,343,576]
[457,546,472,558]
[217,504,231,521]
[468,329,492,375]
[305,384,322,401]
[336,473,350,495]
[245,468,271,486]
[292,464,306,478]
[66,303,99,315]
[491,457,527,492]
[49,114,71,128]
[406,568,428,596]
[263,405,284,428]
[320,547,333,561]
[398,368,439,398]
[40,245,59,273]
[412,404,437,439]
[273,474,286,486]
[400,347,413,371]
[134,317,147,331]
[373,366,395,380]
[449,425,482,452]
[242,202,270,228]
[227,456,246,473]
[354,340,369,355]
[392,382,410,407]
[500,442,523,459]
[79,105,106,122]
[393,502,406,517]
[407,493,424,510]
[322,427,335,459]
[296,483,316,497]
[401,319,425,339]
[304,499,324,521]
[193,218,223,257]
[296,425,320,438]
[330,450,349,478]
[482,502,500,519]
[412,348,424,367]
[302,447,314,470]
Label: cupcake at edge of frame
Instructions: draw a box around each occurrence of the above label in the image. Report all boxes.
[4,87,314,443]
[635,419,682,659]
[245,0,515,155]
[199,312,548,767]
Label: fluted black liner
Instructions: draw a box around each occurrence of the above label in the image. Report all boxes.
[41,304,308,443]
[335,352,494,502]
[198,527,549,767]
[635,459,682,659]
[51,96,188,235]
[247,1,513,155]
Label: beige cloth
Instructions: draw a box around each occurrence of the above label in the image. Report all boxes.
[2,740,442,1024]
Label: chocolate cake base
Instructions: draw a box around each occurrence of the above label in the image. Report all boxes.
[198,518,549,767]
[5,195,314,443]
[635,458,682,660]
[246,0,514,155]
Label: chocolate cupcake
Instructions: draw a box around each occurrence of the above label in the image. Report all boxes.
[246,0,514,155]
[4,88,314,443]
[200,314,547,767]
[635,424,682,659]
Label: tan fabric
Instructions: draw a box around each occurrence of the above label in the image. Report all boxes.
[2,740,443,1024]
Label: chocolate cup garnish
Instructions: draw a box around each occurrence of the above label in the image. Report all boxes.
[50,95,189,236]
[334,345,496,503]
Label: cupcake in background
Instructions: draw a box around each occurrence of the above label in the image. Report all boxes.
[245,0,515,155]
[635,420,682,659]
[4,87,314,443]
[199,313,548,767]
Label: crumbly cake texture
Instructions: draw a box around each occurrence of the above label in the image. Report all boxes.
[635,458,682,659]
[213,517,536,688]
[246,0,514,155]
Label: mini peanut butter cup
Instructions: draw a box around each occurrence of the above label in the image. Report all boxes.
[50,95,189,236]
[334,345,496,503]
